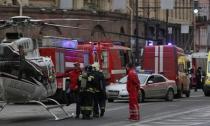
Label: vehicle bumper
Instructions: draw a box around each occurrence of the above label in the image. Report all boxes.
[106,91,129,100]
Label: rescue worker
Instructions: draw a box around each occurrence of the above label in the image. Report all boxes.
[67,62,81,119]
[79,65,95,119]
[92,63,107,117]
[126,63,140,121]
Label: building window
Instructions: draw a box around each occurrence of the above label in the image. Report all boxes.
[178,0,181,19]
[84,0,89,6]
[175,0,177,19]
[12,0,18,5]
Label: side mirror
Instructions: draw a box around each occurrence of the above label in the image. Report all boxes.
[147,80,153,84]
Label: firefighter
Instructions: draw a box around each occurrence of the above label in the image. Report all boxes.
[126,63,140,121]
[79,65,95,119]
[92,63,107,118]
[67,62,81,119]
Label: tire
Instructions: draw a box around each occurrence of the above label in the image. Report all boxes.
[204,92,209,96]
[204,89,210,96]
[165,89,174,101]
[108,99,114,103]
[138,91,145,103]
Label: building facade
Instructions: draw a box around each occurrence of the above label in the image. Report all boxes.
[136,0,194,51]
[0,0,197,52]
[194,0,209,52]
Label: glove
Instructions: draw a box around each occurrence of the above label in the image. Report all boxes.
[88,76,94,81]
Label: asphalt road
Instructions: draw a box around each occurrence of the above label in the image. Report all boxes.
[0,89,210,126]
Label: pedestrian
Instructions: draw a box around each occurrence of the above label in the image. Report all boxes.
[67,62,82,119]
[126,63,140,121]
[79,65,95,119]
[195,67,202,92]
[92,63,107,118]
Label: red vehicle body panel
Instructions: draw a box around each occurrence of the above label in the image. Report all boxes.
[39,47,85,89]
[143,45,180,81]
[39,42,131,88]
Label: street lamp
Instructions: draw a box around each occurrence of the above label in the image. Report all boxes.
[17,0,23,16]
[127,1,134,50]
[135,0,139,65]
[193,9,198,14]
[193,0,199,14]
[193,0,198,52]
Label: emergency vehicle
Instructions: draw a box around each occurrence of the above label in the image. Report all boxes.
[39,36,132,101]
[142,45,191,98]
[203,51,210,96]
[187,52,207,88]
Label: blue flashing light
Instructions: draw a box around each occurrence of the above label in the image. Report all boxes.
[167,42,172,46]
[59,39,78,49]
[146,40,154,46]
[149,43,153,46]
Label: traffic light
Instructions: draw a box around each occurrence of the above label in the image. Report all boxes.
[193,0,199,14]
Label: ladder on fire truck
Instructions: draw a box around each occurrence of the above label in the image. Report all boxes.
[30,98,73,120]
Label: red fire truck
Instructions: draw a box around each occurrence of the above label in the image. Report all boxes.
[142,45,191,98]
[39,36,132,101]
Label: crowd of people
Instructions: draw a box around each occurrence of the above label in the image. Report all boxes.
[65,62,107,119]
[64,62,140,122]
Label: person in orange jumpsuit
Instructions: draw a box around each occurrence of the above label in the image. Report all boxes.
[126,63,140,121]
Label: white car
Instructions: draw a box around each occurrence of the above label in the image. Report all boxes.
[106,73,177,102]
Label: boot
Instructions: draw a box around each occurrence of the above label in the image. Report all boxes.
[100,109,105,117]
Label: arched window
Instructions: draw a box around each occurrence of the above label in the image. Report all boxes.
[91,25,106,40]
[39,23,62,36]
[120,27,125,34]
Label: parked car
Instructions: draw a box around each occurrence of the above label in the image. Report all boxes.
[106,73,177,102]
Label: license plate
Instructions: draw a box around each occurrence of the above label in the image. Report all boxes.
[109,91,119,96]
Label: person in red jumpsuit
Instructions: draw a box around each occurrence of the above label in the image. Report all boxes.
[126,63,140,121]
[67,62,82,118]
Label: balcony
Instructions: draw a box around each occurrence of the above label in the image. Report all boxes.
[196,16,207,23]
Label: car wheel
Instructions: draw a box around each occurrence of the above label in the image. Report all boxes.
[204,89,210,96]
[138,91,144,103]
[108,99,114,103]
[166,89,174,101]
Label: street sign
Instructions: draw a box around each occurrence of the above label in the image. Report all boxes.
[160,0,174,10]
[181,25,189,34]
[168,27,172,34]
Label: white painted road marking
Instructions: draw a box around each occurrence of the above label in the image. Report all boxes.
[125,105,210,126]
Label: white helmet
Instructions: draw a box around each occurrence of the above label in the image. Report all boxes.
[92,62,100,71]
